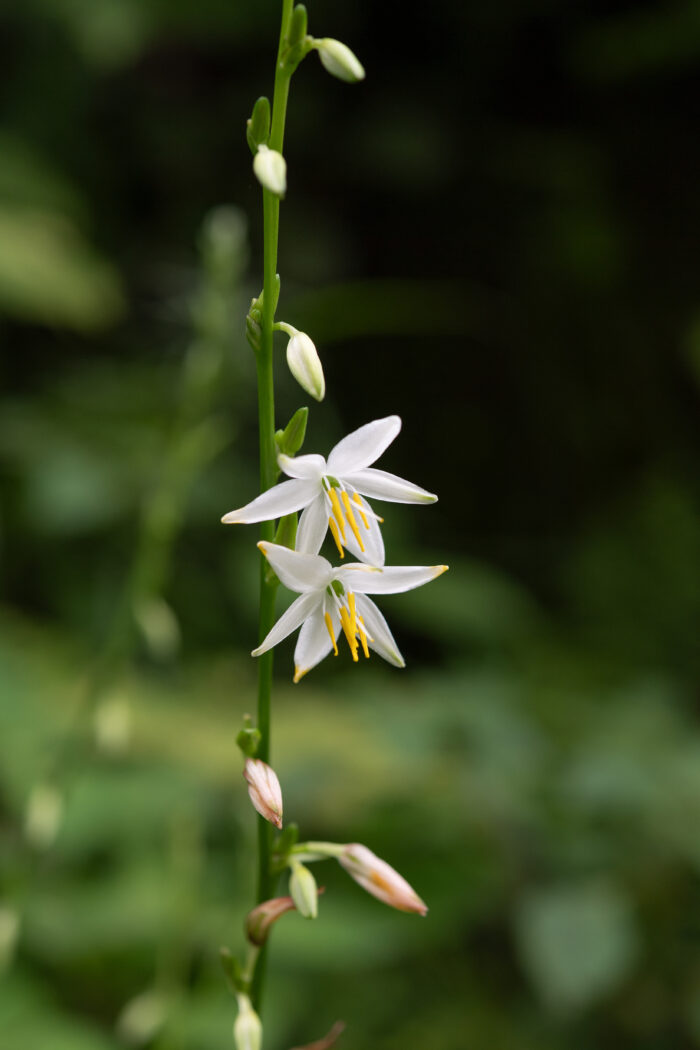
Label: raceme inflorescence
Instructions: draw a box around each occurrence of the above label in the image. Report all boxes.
[223,5,448,1048]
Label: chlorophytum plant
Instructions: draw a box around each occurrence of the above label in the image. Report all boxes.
[221,5,448,1047]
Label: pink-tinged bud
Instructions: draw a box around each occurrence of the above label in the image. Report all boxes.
[243,758,283,829]
[245,895,295,946]
[339,843,427,915]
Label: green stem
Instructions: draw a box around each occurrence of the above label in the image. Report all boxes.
[251,0,295,1015]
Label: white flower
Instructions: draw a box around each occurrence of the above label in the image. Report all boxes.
[313,38,365,83]
[222,416,437,565]
[252,541,448,682]
[253,144,287,197]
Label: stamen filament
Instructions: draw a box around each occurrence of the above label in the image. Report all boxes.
[328,488,346,539]
[359,614,374,643]
[339,607,359,661]
[358,619,370,659]
[341,490,364,552]
[324,611,338,656]
[328,516,344,558]
[352,492,370,530]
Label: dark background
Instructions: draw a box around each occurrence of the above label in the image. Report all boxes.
[1,1,699,1048]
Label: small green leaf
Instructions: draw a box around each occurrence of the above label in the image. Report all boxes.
[246,96,271,155]
[275,406,308,457]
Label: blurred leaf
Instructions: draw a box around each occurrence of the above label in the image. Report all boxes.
[0,207,124,330]
[515,880,639,1013]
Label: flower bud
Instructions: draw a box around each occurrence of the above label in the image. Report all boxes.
[314,38,365,83]
[243,758,283,829]
[253,145,287,198]
[339,843,427,915]
[233,995,262,1050]
[289,861,319,919]
[285,329,325,402]
[245,895,296,946]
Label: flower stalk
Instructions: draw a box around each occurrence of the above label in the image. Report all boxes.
[251,0,295,1011]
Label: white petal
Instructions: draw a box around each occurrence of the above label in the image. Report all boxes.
[222,478,317,524]
[293,604,334,682]
[354,595,404,668]
[278,453,326,480]
[296,493,329,555]
[340,563,448,595]
[341,494,385,566]
[326,416,401,476]
[344,467,437,504]
[252,591,320,656]
[258,541,332,592]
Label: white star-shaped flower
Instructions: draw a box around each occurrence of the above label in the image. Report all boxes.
[221,416,437,565]
[252,541,448,682]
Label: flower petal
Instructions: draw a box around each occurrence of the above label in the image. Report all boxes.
[341,563,448,595]
[293,603,335,682]
[354,595,404,667]
[344,467,437,504]
[252,591,320,656]
[222,478,317,524]
[341,494,385,566]
[326,416,401,475]
[278,453,326,481]
[258,541,332,592]
[296,493,329,555]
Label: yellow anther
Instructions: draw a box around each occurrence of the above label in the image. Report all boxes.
[339,607,359,661]
[324,611,338,656]
[358,619,370,659]
[328,516,344,558]
[352,492,370,530]
[341,490,364,552]
[348,591,357,637]
[328,488,346,539]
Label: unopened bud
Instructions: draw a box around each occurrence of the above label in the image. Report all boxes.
[314,38,365,83]
[233,995,262,1050]
[289,861,318,919]
[243,758,283,829]
[339,843,427,915]
[245,895,296,945]
[281,326,325,401]
[253,145,287,198]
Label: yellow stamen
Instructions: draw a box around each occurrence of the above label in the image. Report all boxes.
[328,488,346,539]
[348,591,357,637]
[328,516,344,558]
[339,607,358,661]
[324,611,338,656]
[358,619,370,659]
[341,490,364,552]
[352,492,370,530]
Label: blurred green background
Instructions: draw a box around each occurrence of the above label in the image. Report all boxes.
[1,1,700,1048]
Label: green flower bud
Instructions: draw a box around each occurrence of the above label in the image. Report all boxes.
[246,96,271,155]
[289,861,318,919]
